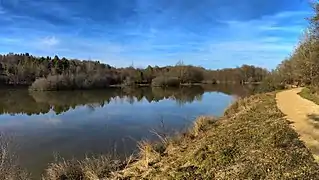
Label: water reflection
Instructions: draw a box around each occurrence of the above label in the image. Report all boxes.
[0,84,256,115]
[0,84,258,179]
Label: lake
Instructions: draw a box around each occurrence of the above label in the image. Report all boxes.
[0,85,257,178]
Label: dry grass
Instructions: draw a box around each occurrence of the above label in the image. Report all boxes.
[0,133,30,180]
[41,92,319,179]
[191,116,216,137]
[42,155,125,180]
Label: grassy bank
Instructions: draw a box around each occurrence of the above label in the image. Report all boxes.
[298,87,319,105]
[43,92,319,179]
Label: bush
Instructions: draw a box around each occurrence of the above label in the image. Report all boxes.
[30,78,51,91]
[123,77,135,86]
[257,75,285,93]
[151,76,180,87]
[30,74,111,91]
[167,66,204,83]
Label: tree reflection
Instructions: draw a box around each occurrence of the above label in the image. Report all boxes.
[0,84,257,115]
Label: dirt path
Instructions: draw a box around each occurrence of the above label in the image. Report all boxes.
[276,88,319,161]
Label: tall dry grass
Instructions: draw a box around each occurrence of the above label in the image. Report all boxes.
[42,155,126,180]
[0,133,30,180]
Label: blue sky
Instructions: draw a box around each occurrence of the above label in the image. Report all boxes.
[0,0,312,69]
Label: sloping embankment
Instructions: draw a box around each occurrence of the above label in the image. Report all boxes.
[43,93,319,179]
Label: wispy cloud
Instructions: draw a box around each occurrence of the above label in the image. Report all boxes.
[272,10,311,19]
[39,36,60,47]
[0,0,312,69]
[0,37,21,43]
[154,10,308,69]
[258,25,304,33]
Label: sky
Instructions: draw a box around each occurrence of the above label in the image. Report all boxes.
[0,0,313,69]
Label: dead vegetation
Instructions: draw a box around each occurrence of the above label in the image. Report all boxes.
[0,133,30,180]
[42,155,126,180]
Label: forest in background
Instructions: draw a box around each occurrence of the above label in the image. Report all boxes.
[0,53,268,90]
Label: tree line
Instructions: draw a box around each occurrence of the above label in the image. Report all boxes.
[0,53,268,90]
[262,2,319,91]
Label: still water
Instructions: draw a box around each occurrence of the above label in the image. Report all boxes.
[0,85,256,178]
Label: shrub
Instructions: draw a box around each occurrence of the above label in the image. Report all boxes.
[257,75,285,93]
[30,74,111,91]
[30,78,51,91]
[151,76,180,87]
[167,66,204,83]
[123,77,135,86]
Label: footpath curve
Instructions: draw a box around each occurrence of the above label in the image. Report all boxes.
[276,88,319,160]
